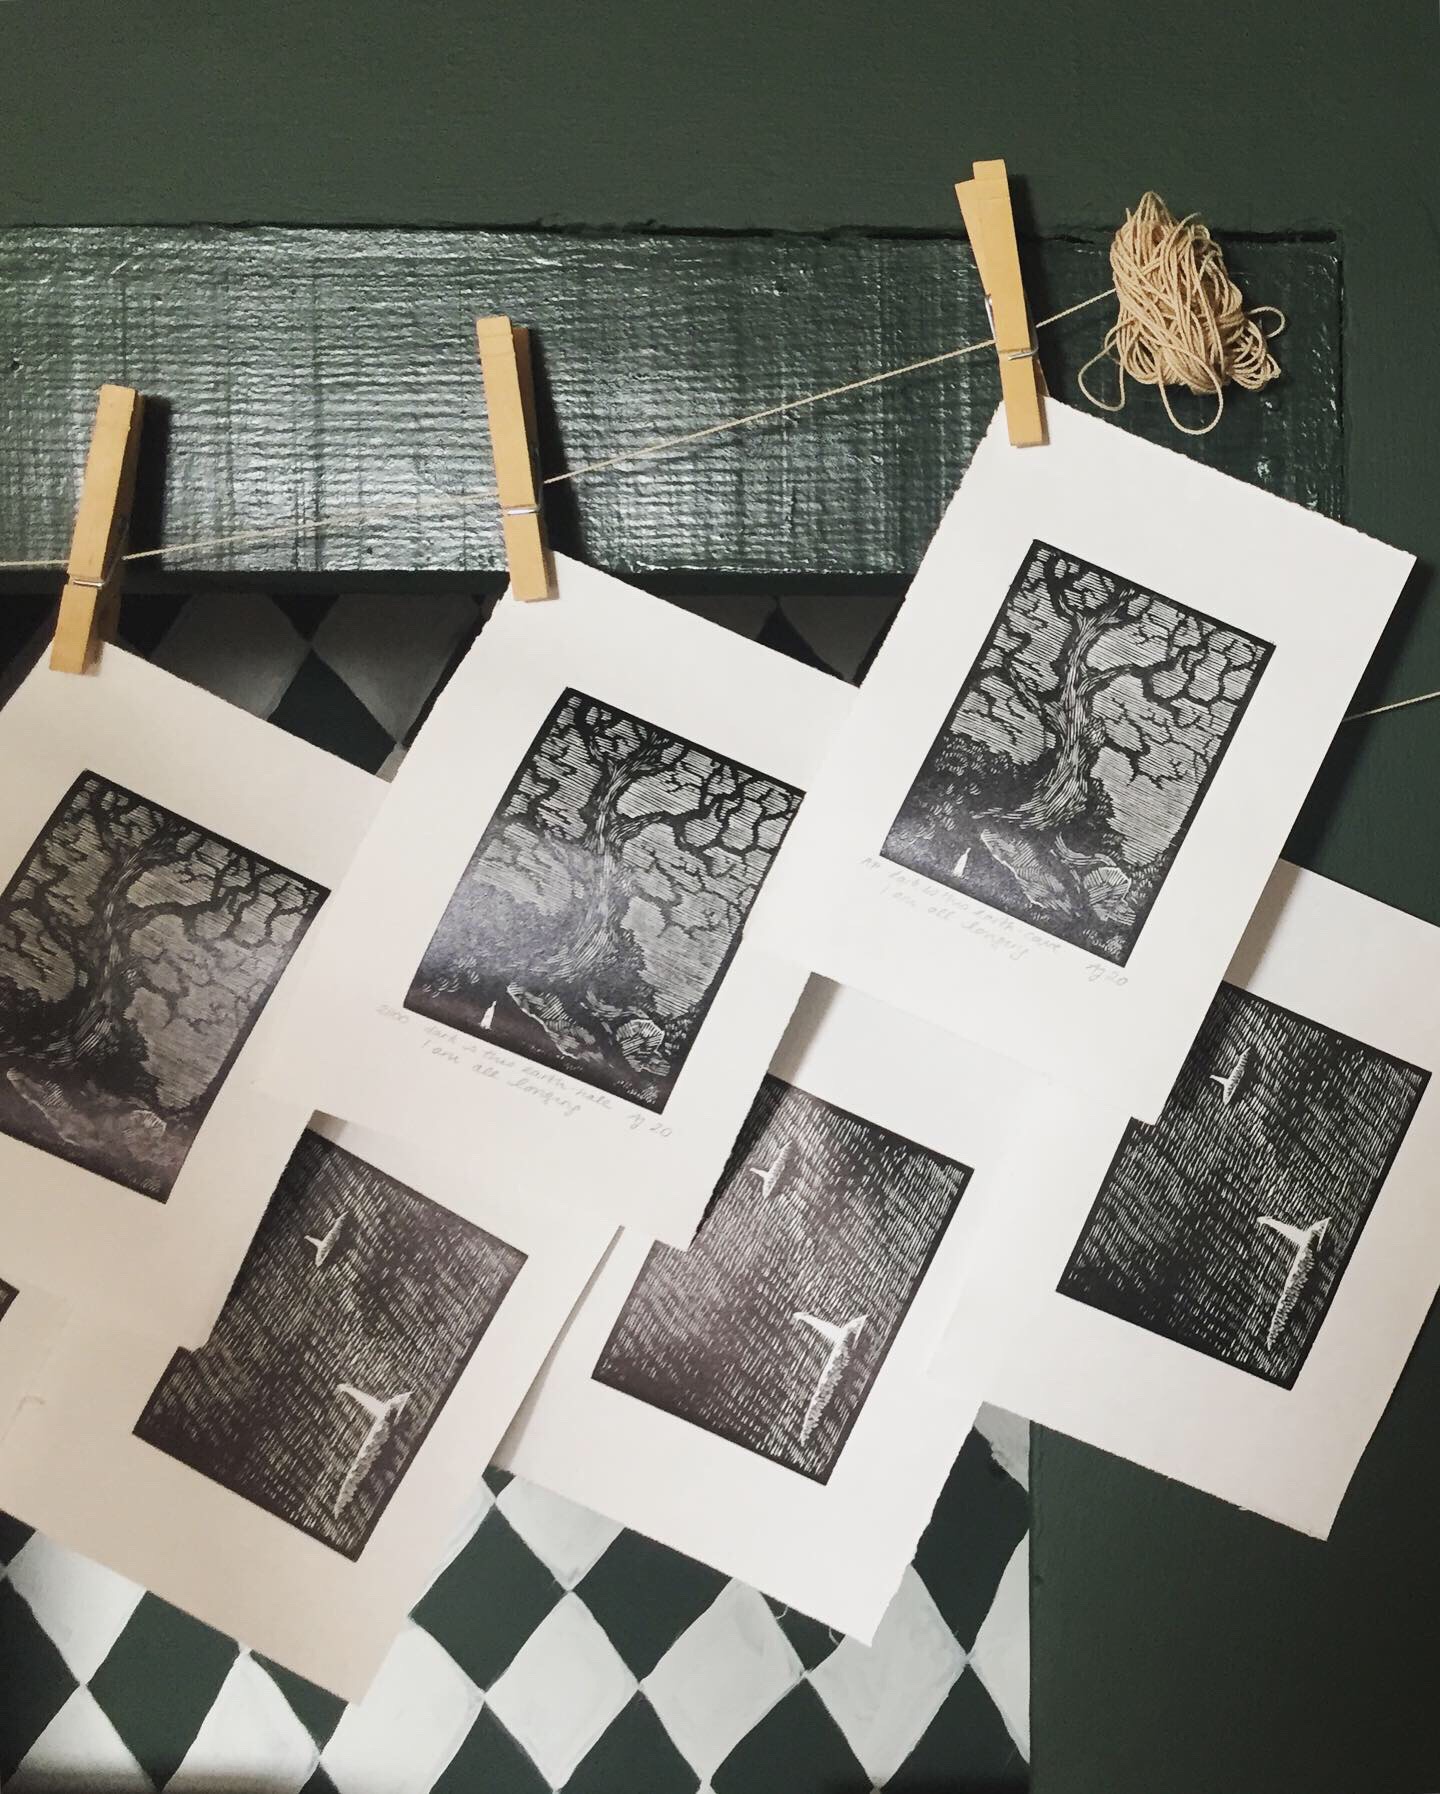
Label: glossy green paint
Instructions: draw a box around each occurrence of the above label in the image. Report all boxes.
[3,3,1439,1787]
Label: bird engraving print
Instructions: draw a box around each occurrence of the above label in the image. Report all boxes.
[882,542,1273,963]
[0,773,327,1201]
[134,1131,527,1557]
[404,690,802,1111]
[1058,982,1429,1385]
[592,1074,970,1481]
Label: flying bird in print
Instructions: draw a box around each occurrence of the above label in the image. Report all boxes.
[1208,1044,1253,1106]
[331,1383,412,1517]
[747,1137,796,1201]
[1256,1214,1331,1349]
[303,1213,347,1270]
[792,1311,867,1446]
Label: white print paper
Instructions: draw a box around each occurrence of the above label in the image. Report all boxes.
[956,862,1440,1537]
[0,1277,66,1449]
[750,402,1413,1121]
[258,555,852,1247]
[0,1114,614,1700]
[0,650,382,1344]
[497,977,1087,1639]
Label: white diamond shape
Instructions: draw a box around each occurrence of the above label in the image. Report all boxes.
[810,1566,967,1785]
[642,1581,802,1780]
[312,593,477,742]
[166,1652,319,1792]
[975,1403,1031,1489]
[496,1477,622,1589]
[6,1534,145,1683]
[486,1592,637,1786]
[8,1686,152,1793]
[152,593,309,720]
[320,1622,483,1794]
[969,1535,1030,1758]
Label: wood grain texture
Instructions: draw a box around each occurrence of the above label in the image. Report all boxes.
[0,229,1340,581]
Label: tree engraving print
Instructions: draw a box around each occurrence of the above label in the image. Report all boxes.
[405,690,803,1110]
[593,1074,970,1481]
[0,773,327,1201]
[1059,983,1429,1386]
[883,542,1273,963]
[134,1130,526,1559]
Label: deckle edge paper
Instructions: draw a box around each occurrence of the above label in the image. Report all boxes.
[0,647,383,1344]
[254,554,854,1249]
[748,400,1414,1125]
[952,861,1440,1538]
[0,1114,614,1701]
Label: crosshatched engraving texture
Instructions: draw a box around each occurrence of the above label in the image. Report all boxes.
[0,773,328,1202]
[883,542,1273,964]
[405,689,803,1111]
[593,1074,970,1480]
[1059,983,1430,1386]
[134,1130,527,1558]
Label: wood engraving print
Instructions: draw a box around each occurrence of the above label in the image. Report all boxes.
[0,774,327,1202]
[134,1130,526,1558]
[405,689,803,1110]
[592,1074,970,1480]
[883,542,1273,963]
[1058,983,1429,1386]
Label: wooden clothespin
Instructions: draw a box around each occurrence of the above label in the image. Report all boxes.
[476,316,556,601]
[51,384,145,674]
[955,160,1046,447]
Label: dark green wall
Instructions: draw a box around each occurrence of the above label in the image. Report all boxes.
[8,4,1440,1788]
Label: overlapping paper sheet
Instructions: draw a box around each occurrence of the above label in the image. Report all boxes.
[0,1114,613,1700]
[498,976,1089,1639]
[259,554,852,1247]
[0,1277,65,1451]
[948,862,1440,1537]
[750,401,1413,1122]
[0,650,382,1344]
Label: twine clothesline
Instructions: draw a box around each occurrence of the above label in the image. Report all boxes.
[0,275,1428,723]
[0,289,1116,574]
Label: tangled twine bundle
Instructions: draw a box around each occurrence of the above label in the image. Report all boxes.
[1079,192,1286,436]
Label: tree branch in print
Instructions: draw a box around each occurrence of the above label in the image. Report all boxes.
[883,542,1273,963]
[135,1131,527,1559]
[593,1075,969,1481]
[405,690,802,1110]
[0,774,327,1201]
[1058,983,1429,1386]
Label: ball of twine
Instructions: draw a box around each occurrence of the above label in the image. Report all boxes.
[1078,192,1286,436]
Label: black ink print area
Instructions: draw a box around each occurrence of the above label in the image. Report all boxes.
[0,1278,15,1325]
[882,542,1273,965]
[0,773,327,1202]
[134,1131,526,1558]
[404,690,803,1111]
[593,1075,970,1481]
[1059,984,1429,1387]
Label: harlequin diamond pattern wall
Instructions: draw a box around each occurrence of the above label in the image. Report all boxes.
[0,590,1030,1793]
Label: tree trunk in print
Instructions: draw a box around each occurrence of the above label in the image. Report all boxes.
[407,688,803,1109]
[527,747,651,987]
[995,608,1108,834]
